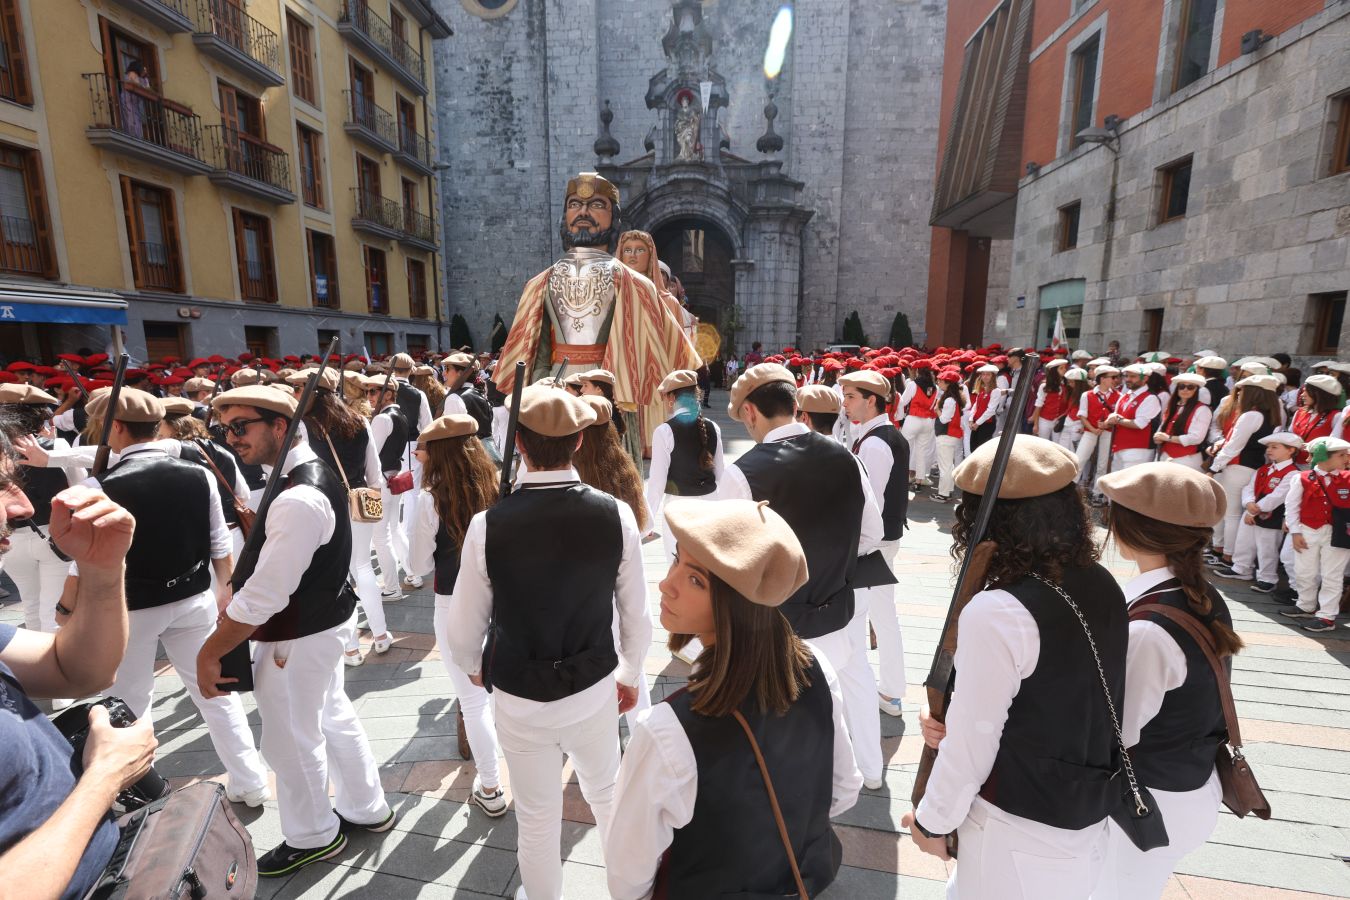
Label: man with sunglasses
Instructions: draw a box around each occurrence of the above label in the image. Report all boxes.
[198,385,392,878]
[441,351,495,456]
[367,376,412,599]
[1075,365,1120,503]
[1106,364,1163,473]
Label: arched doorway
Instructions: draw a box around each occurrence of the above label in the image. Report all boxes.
[652,217,735,350]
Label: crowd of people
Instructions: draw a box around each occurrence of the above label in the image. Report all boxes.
[0,336,1328,899]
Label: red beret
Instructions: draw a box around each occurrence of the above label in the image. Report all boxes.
[57,353,83,364]
[938,367,962,382]
[34,366,56,375]
[6,361,33,372]
[187,358,209,368]
[912,359,933,371]
[85,354,109,366]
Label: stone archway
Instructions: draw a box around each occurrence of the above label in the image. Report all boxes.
[652,216,736,340]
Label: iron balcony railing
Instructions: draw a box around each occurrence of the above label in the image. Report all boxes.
[192,0,281,76]
[206,124,292,194]
[339,2,425,87]
[403,207,435,245]
[344,90,397,147]
[299,164,321,207]
[396,124,435,169]
[137,241,181,291]
[352,188,403,232]
[0,215,46,277]
[239,256,272,302]
[84,72,206,164]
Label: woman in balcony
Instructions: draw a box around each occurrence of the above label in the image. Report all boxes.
[119,61,149,140]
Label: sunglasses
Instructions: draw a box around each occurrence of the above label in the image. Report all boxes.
[1177,384,1198,391]
[222,417,266,437]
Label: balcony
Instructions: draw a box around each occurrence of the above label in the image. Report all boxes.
[191,0,284,87]
[107,0,193,33]
[0,216,51,279]
[351,188,404,241]
[83,73,212,176]
[399,208,437,252]
[206,125,296,204]
[343,90,398,154]
[136,241,183,292]
[394,124,435,176]
[338,2,428,95]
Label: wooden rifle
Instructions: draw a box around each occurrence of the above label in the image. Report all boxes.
[910,356,1040,853]
[217,337,341,692]
[59,359,90,403]
[497,361,527,499]
[90,354,130,478]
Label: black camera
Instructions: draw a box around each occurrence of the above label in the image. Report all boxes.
[51,697,170,810]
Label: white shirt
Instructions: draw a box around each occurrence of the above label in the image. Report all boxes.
[852,414,894,506]
[1240,458,1295,512]
[896,380,917,417]
[715,421,883,557]
[605,648,863,900]
[1114,386,1162,429]
[1161,402,1213,447]
[1120,567,1189,747]
[225,444,336,627]
[1284,464,1335,536]
[937,396,959,426]
[644,417,726,527]
[407,487,444,582]
[1211,410,1265,471]
[444,467,653,726]
[443,391,468,417]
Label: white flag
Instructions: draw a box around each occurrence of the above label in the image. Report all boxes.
[1051,310,1068,351]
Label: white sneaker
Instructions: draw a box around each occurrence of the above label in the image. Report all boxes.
[226,785,271,808]
[470,778,508,818]
[403,575,423,589]
[878,695,904,717]
[372,634,393,654]
[863,775,885,791]
[380,588,404,602]
[344,649,364,667]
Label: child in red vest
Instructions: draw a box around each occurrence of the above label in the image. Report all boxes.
[1282,436,1350,633]
[1216,432,1302,592]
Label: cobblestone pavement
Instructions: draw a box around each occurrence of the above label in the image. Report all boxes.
[7,397,1350,898]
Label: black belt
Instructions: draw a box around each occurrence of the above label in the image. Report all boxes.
[127,558,207,591]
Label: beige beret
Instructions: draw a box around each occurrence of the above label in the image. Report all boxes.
[444,352,475,368]
[160,397,196,417]
[286,368,340,392]
[0,384,58,405]
[231,368,266,386]
[664,499,808,607]
[413,365,437,377]
[533,376,565,388]
[580,394,613,425]
[839,370,893,399]
[418,414,477,443]
[85,387,164,424]
[580,369,616,386]
[275,368,296,380]
[343,359,366,372]
[1305,374,1344,396]
[363,374,396,391]
[658,369,698,394]
[728,363,797,421]
[270,383,298,397]
[390,352,415,370]
[213,384,298,417]
[564,373,584,389]
[797,385,841,414]
[184,377,216,394]
[510,384,596,437]
[954,434,1079,499]
[1064,367,1088,382]
[1259,431,1304,448]
[1099,461,1226,527]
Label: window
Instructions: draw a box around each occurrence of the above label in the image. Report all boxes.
[396,95,417,148]
[244,325,276,360]
[462,0,518,19]
[219,82,265,140]
[287,13,316,106]
[1311,292,1347,355]
[1333,95,1350,177]
[1057,202,1081,252]
[365,245,389,314]
[1173,0,1218,93]
[1069,36,1099,150]
[1158,156,1193,223]
[407,258,427,318]
[1143,309,1164,353]
[365,331,392,356]
[308,230,339,308]
[401,176,417,229]
[317,329,339,355]
[143,321,185,362]
[119,176,181,291]
[297,124,324,208]
[100,21,160,92]
[390,7,407,44]
[232,209,277,302]
[0,0,32,105]
[406,333,430,355]
[349,59,375,124]
[1036,279,1084,345]
[0,145,54,278]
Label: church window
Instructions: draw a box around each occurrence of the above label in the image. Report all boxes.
[460,0,517,21]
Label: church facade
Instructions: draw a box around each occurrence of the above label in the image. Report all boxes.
[432,0,946,354]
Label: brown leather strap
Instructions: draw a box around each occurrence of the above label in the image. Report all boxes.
[1129,603,1242,748]
[731,709,809,900]
[315,425,352,490]
[192,439,246,509]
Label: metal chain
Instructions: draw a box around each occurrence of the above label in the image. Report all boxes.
[1028,573,1149,816]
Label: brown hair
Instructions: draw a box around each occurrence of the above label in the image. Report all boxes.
[1238,384,1282,424]
[516,424,577,470]
[574,422,648,531]
[669,387,716,471]
[682,574,814,718]
[412,372,447,417]
[1302,383,1339,416]
[1213,389,1240,432]
[1108,503,1244,657]
[162,413,209,441]
[304,389,363,440]
[951,483,1099,588]
[342,375,373,418]
[421,434,498,548]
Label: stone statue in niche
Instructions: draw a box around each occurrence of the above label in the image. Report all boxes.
[674,93,700,161]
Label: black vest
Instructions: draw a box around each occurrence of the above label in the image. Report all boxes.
[457,385,493,439]
[1205,377,1228,410]
[664,656,842,898]
[1237,413,1275,470]
[58,404,88,445]
[238,458,356,642]
[857,424,910,541]
[178,439,242,528]
[483,483,621,701]
[377,406,410,473]
[17,438,69,528]
[432,511,462,596]
[735,433,863,638]
[396,381,422,442]
[1130,580,1231,792]
[663,417,718,497]
[308,423,370,489]
[98,452,213,610]
[978,564,1128,830]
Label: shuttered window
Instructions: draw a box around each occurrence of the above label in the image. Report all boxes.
[0,0,32,106]
[307,230,339,308]
[287,13,316,106]
[407,258,427,318]
[232,209,277,302]
[119,176,182,292]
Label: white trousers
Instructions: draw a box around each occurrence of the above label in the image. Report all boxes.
[936,435,962,496]
[811,603,883,782]
[8,527,68,633]
[1214,465,1256,553]
[1036,417,1057,442]
[1090,775,1221,900]
[1057,420,1083,452]
[1281,530,1296,575]
[112,591,268,795]
[1076,431,1113,497]
[346,519,389,651]
[1112,449,1155,472]
[902,416,936,484]
[253,623,387,849]
[492,405,509,458]
[1294,525,1349,620]
[1232,522,1283,583]
[861,540,905,699]
[495,693,621,900]
[949,799,1109,900]
[373,485,409,585]
[432,595,501,787]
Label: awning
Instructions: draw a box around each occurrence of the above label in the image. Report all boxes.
[0,288,128,326]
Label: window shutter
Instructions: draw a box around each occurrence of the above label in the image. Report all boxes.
[231,207,248,297]
[20,151,53,278]
[259,217,277,301]
[158,185,182,291]
[1,0,32,105]
[120,177,144,289]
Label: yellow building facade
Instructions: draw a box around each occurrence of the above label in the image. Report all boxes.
[0,0,450,363]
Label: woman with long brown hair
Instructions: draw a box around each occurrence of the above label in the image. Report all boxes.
[1152,373,1212,469]
[605,499,861,899]
[574,394,649,533]
[1206,376,1280,566]
[580,369,644,471]
[406,414,506,818]
[411,365,447,418]
[1094,462,1241,899]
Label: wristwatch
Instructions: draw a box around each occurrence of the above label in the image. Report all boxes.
[912,817,948,840]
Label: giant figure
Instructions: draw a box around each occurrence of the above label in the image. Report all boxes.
[494,173,700,455]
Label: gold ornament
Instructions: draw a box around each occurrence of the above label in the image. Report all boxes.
[565,172,620,206]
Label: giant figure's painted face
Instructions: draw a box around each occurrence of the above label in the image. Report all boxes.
[564,195,614,245]
[617,236,651,274]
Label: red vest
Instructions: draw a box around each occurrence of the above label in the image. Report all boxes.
[1296,469,1350,530]
[1159,404,1201,458]
[909,387,938,419]
[1039,387,1065,421]
[939,398,964,439]
[1292,409,1335,443]
[1085,389,1115,428]
[1112,390,1153,453]
[972,390,993,424]
[1066,393,1082,422]
[1254,463,1292,501]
